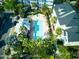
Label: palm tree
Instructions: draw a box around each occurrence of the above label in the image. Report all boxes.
[3,0,17,11]
[43,4,53,38]
[50,16,57,24]
[40,3,56,43]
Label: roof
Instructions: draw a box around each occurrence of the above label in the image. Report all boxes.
[54,3,79,46]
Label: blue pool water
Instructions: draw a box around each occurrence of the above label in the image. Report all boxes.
[33,20,44,40]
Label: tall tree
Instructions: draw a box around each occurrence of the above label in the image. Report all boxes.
[3,0,17,11]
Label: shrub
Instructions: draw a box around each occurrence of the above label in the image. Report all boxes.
[50,55,54,59]
[29,18,32,23]
[20,26,27,32]
[4,47,11,55]
[55,27,62,35]
[50,16,57,24]
[57,45,72,59]
[75,0,79,10]
[31,2,37,9]
[0,5,5,13]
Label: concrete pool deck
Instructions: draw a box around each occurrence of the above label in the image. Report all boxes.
[31,14,49,39]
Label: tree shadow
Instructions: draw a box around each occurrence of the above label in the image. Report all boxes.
[0,40,5,48]
[0,12,15,39]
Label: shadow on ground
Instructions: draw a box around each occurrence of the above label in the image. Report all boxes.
[0,40,5,48]
[0,13,15,39]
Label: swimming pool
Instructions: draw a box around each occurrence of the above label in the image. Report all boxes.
[33,20,44,40]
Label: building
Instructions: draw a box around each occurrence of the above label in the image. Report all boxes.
[54,3,79,46]
[19,0,54,8]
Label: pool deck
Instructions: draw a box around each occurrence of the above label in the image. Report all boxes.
[31,14,49,39]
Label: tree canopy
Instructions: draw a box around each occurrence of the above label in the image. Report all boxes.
[3,0,18,10]
[75,0,79,10]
